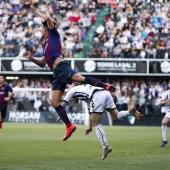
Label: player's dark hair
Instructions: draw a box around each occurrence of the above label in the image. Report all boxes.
[42,21,56,28]
[0,75,4,79]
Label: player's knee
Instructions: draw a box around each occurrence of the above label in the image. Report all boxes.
[162,121,167,126]
[72,73,85,83]
[92,122,100,127]
[51,101,60,108]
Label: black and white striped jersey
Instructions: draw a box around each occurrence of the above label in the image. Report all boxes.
[63,84,104,103]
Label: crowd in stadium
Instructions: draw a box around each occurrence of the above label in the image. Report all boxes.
[0,0,98,58]
[0,0,169,58]
[90,0,170,59]
[5,76,168,116]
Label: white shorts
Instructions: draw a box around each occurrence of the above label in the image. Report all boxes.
[89,90,116,113]
[165,111,170,118]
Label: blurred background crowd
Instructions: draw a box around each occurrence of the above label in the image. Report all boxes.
[0,0,170,58]
[5,76,169,117]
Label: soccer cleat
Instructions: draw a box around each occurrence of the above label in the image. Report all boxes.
[160,141,168,147]
[62,124,76,141]
[102,145,112,160]
[106,85,116,92]
[0,123,2,129]
[129,108,144,121]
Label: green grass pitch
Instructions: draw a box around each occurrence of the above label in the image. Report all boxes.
[0,123,170,170]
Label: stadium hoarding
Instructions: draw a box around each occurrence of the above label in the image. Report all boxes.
[5,110,164,126]
[5,110,86,124]
[1,57,170,76]
[74,59,147,75]
[5,110,113,125]
[0,58,71,74]
[149,60,170,75]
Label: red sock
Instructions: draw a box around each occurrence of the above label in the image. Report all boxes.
[0,123,2,129]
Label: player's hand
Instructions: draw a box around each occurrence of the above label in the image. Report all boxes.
[56,117,61,122]
[85,128,92,135]
[4,97,10,101]
[23,51,32,60]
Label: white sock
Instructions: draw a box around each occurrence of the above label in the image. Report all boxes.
[162,125,168,141]
[94,124,108,149]
[117,111,130,120]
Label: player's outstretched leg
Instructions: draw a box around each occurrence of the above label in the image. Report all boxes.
[129,108,144,121]
[63,124,76,141]
[102,145,112,160]
[85,77,116,92]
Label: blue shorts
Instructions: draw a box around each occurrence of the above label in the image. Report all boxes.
[0,107,7,119]
[52,61,76,92]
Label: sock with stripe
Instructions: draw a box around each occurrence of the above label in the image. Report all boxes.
[55,105,71,127]
[94,124,108,149]
[85,77,109,90]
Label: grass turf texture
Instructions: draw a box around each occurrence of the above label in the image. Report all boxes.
[0,123,170,170]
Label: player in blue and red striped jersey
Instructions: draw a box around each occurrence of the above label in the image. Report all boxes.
[23,10,116,141]
[0,75,15,135]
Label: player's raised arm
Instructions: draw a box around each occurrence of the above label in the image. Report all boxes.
[36,9,54,29]
[23,51,46,68]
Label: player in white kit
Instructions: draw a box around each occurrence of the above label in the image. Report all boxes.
[60,84,144,160]
[160,85,170,147]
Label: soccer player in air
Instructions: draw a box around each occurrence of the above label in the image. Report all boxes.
[0,75,15,135]
[159,80,170,147]
[59,84,144,159]
[23,10,116,141]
